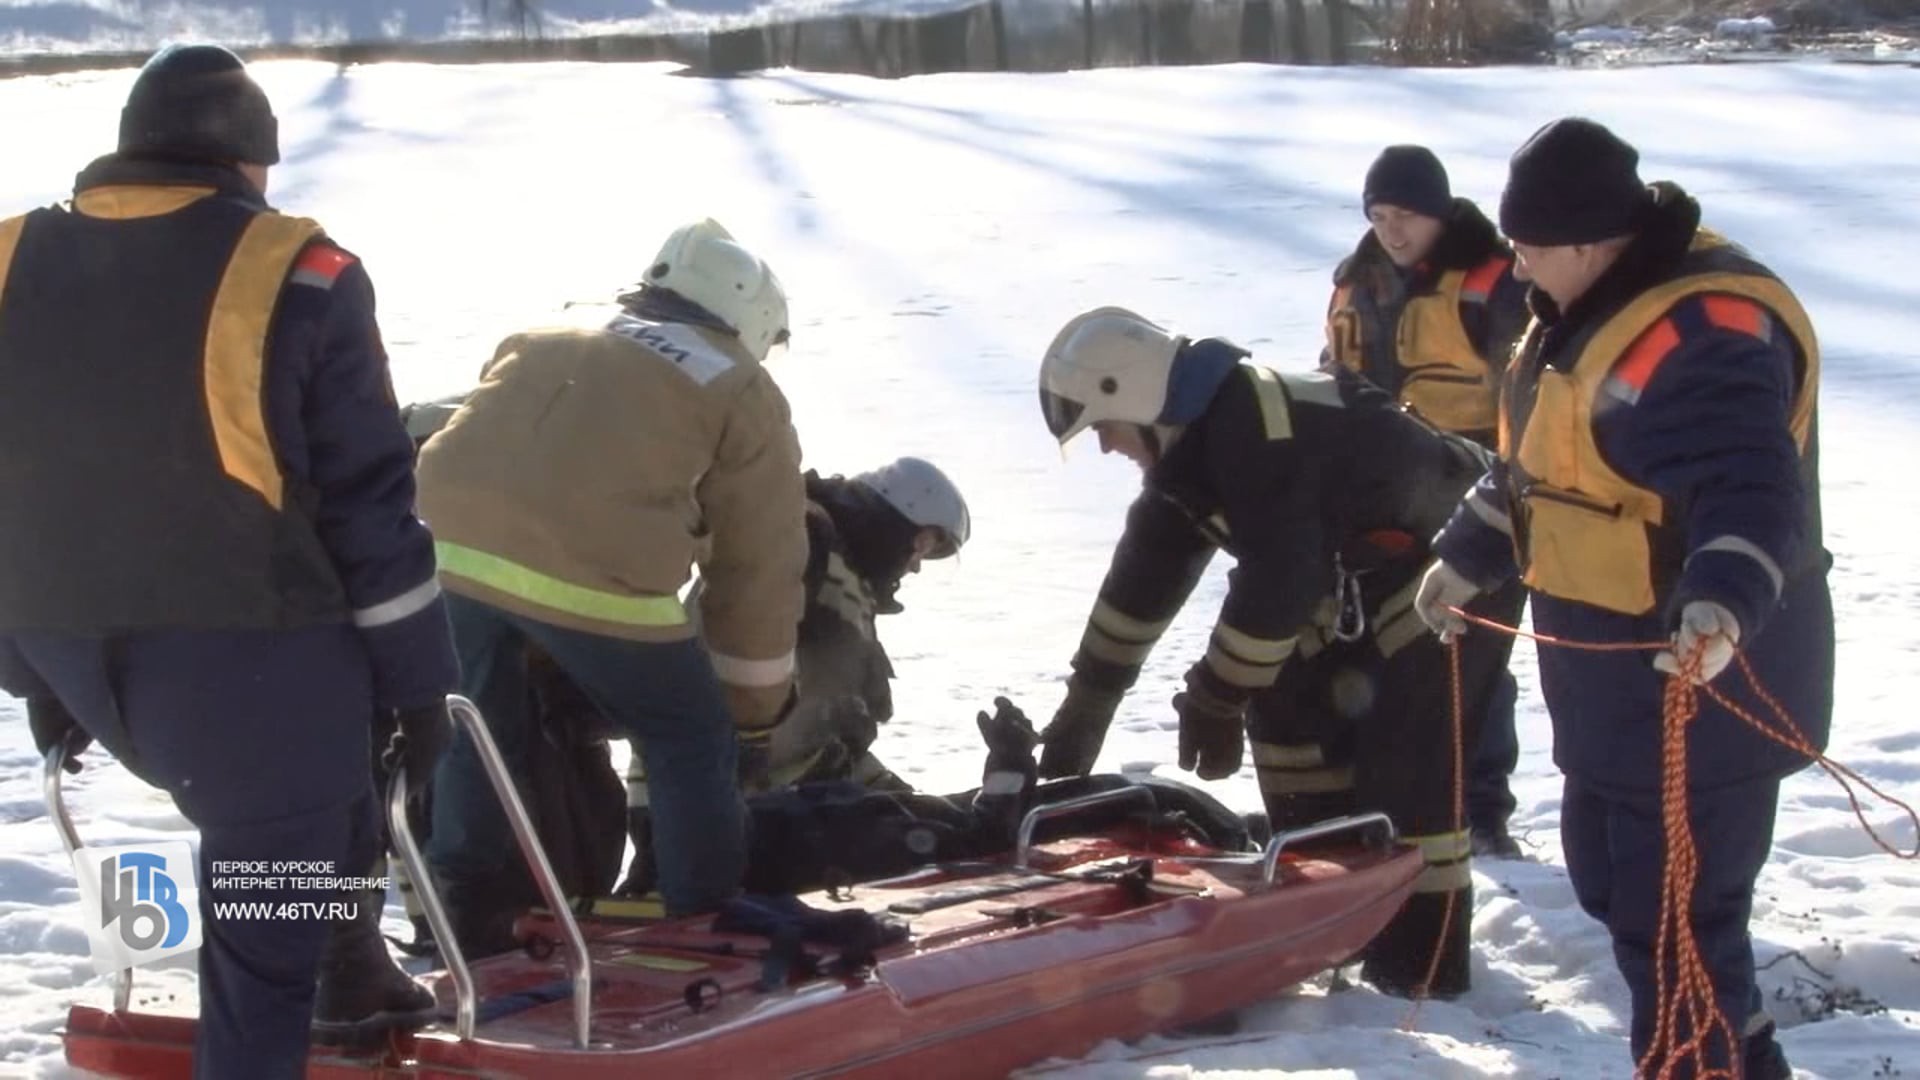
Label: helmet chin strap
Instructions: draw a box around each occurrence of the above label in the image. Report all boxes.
[1149,423,1185,460]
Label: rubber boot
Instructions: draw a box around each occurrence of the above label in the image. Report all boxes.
[1360,886,1473,1000]
[1470,822,1525,860]
[439,870,530,961]
[311,891,437,1047]
[1743,1022,1793,1080]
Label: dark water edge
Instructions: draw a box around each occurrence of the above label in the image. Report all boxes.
[1,0,1914,81]
[0,0,1379,80]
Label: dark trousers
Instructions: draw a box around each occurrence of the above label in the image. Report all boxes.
[7,626,375,1080]
[1467,668,1520,833]
[1561,773,1781,1076]
[1245,574,1523,992]
[426,592,744,916]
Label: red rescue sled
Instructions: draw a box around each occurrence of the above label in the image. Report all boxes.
[56,699,1423,1079]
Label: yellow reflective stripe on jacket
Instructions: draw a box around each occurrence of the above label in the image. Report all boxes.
[435,541,688,627]
[1242,363,1292,440]
[1508,235,1818,615]
[205,213,325,510]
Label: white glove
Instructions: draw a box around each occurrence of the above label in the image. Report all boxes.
[1414,560,1482,643]
[1653,601,1741,684]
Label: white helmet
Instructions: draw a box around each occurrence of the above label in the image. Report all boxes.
[646,219,790,363]
[852,457,970,559]
[1038,307,1181,444]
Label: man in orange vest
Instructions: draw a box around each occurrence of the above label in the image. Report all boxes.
[0,45,456,1076]
[1323,144,1530,857]
[1416,117,1831,1079]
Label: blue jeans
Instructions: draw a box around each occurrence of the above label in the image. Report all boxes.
[427,592,744,915]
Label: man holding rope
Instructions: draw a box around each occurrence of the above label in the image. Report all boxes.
[1415,117,1833,1078]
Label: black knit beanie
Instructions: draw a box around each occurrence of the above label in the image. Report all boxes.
[119,44,280,166]
[1499,117,1650,246]
[1363,145,1453,221]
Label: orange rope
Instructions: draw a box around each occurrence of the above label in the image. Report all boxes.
[1437,607,1918,1077]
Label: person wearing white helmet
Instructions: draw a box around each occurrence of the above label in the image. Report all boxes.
[1036,306,1523,999]
[414,218,805,955]
[619,456,971,895]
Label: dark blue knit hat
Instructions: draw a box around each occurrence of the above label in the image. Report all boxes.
[119,44,279,166]
[1363,145,1453,221]
[1499,118,1650,246]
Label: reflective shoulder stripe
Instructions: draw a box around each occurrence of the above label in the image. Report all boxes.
[207,213,326,510]
[710,649,796,687]
[290,243,356,290]
[1279,369,1346,409]
[1701,295,1769,338]
[1241,363,1292,441]
[434,540,688,627]
[351,577,441,628]
[1604,317,1682,405]
[0,214,26,313]
[1459,254,1509,302]
[1690,534,1785,601]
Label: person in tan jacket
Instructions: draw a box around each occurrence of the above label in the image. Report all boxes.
[415,219,804,954]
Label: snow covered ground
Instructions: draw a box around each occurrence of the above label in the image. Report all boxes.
[2,52,1918,1080]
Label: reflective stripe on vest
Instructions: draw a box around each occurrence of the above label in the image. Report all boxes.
[1503,234,1818,615]
[0,215,25,315]
[1394,256,1507,435]
[435,540,689,627]
[208,213,326,510]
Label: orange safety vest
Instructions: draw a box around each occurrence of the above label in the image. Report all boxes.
[1498,232,1819,615]
[1326,254,1509,435]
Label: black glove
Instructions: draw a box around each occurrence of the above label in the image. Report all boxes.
[382,702,452,803]
[1037,681,1124,779]
[977,696,1041,787]
[1172,670,1247,781]
[28,697,91,774]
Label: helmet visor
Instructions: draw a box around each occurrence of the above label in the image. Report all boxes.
[1039,387,1086,441]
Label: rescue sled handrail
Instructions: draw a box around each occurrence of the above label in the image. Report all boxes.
[387,695,593,1049]
[1260,812,1397,887]
[1016,786,1157,869]
[45,745,134,1013]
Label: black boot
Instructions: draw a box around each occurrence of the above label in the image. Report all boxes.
[440,871,530,961]
[312,891,437,1047]
[1361,887,1473,1000]
[1470,823,1525,860]
[1742,1022,1793,1080]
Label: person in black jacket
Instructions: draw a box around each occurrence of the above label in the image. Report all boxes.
[1035,306,1520,996]
[0,45,456,1077]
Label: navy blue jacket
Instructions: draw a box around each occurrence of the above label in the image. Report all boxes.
[1435,187,1833,792]
[0,156,456,716]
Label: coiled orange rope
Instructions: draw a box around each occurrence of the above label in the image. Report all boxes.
[1441,607,1917,1078]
